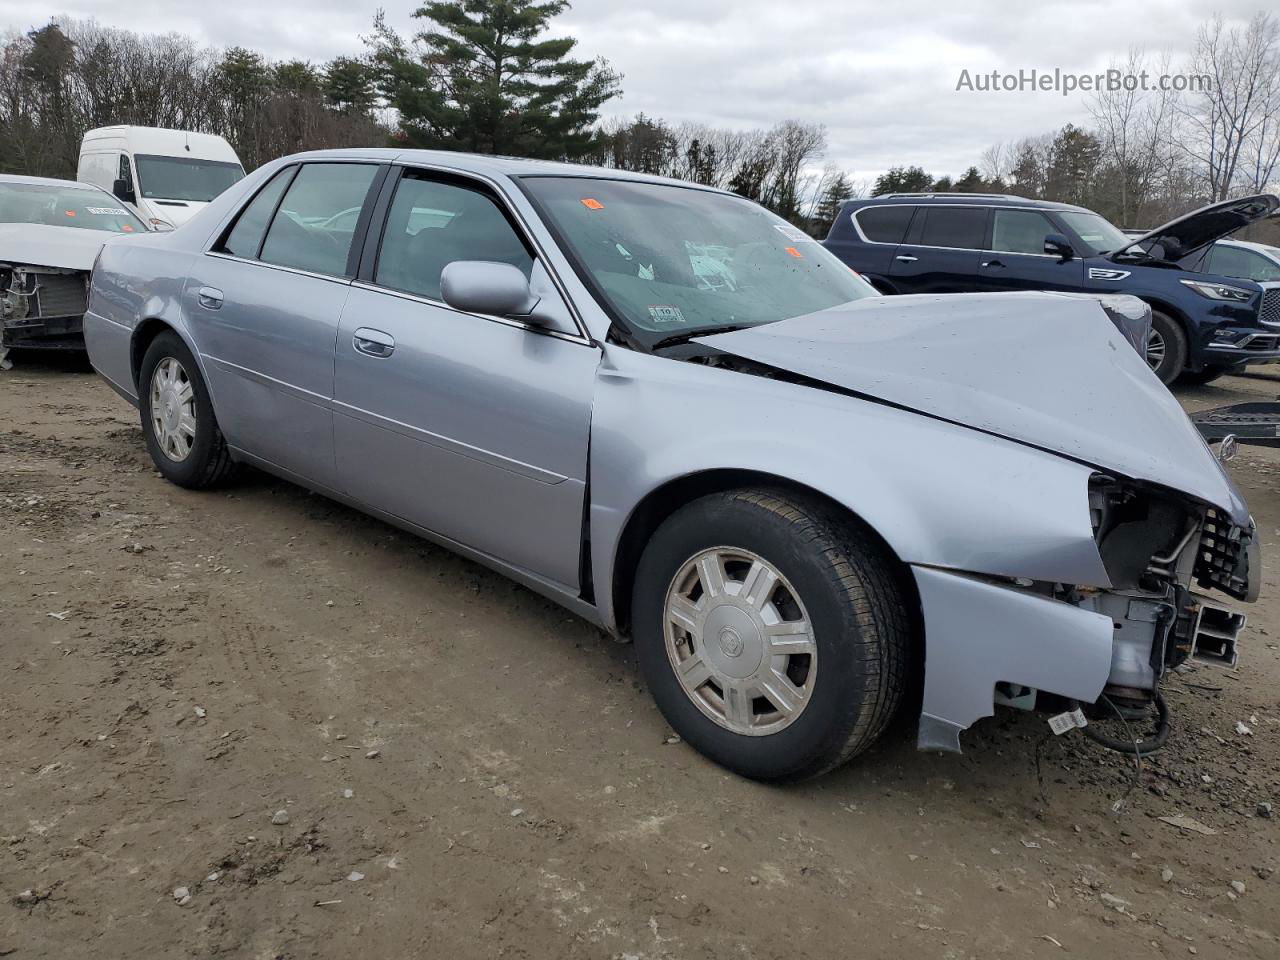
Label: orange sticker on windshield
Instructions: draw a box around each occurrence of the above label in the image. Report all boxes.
[580,198,604,210]
[784,246,803,258]
[64,210,77,217]
[121,224,135,232]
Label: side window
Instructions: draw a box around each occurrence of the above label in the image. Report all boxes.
[259,163,379,277]
[374,174,533,301]
[991,209,1056,255]
[221,168,295,259]
[916,207,987,250]
[1208,244,1280,282]
[854,205,914,244]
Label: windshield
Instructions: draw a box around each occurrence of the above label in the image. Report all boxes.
[1057,211,1130,256]
[520,177,877,348]
[134,154,245,203]
[0,181,147,233]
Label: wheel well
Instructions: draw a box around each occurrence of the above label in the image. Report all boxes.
[609,469,919,641]
[130,318,175,391]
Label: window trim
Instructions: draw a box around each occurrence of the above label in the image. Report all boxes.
[987,207,1063,260]
[210,159,387,281]
[852,201,1067,257]
[357,162,592,345]
[849,204,919,247]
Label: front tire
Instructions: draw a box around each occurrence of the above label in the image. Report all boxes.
[1176,363,1237,386]
[632,489,912,782]
[1147,310,1187,385]
[138,331,237,488]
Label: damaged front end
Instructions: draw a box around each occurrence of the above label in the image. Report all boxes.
[0,262,90,365]
[918,475,1258,755]
[1072,476,1256,739]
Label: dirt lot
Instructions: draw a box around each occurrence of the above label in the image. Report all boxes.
[1,358,1278,960]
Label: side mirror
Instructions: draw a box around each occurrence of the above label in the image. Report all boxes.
[1044,233,1074,261]
[112,178,136,204]
[440,260,540,319]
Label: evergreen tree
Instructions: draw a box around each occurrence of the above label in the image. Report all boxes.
[369,0,620,158]
[871,165,932,195]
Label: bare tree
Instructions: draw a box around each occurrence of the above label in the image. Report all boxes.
[1179,12,1280,200]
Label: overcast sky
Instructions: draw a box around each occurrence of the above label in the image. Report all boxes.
[0,1,1269,181]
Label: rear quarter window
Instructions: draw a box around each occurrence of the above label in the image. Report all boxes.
[853,205,914,244]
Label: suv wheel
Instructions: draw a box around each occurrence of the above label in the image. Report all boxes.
[1146,310,1187,385]
[139,332,237,488]
[632,489,912,782]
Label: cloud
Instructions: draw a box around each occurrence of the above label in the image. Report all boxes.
[0,0,1266,177]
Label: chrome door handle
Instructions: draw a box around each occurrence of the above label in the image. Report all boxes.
[353,327,395,358]
[982,259,1005,269]
[895,255,918,263]
[197,286,224,309]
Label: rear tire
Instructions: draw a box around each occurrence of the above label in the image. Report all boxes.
[138,331,237,489]
[1147,310,1187,385]
[632,488,912,782]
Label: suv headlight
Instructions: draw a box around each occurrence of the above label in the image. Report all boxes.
[1180,278,1254,302]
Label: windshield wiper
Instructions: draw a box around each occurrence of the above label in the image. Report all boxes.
[650,324,754,352]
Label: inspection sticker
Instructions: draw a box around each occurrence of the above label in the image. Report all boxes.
[648,305,684,323]
[773,224,813,243]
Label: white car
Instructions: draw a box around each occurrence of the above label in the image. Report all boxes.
[1203,238,1280,285]
[0,174,150,364]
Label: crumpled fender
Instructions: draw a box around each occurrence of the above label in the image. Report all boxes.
[912,567,1114,753]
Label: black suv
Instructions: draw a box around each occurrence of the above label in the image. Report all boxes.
[823,193,1280,384]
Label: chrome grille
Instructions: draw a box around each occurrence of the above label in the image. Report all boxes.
[33,273,88,319]
[1194,509,1252,600]
[1261,288,1280,327]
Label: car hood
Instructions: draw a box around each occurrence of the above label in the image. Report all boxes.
[0,223,111,270]
[694,292,1249,524]
[1115,193,1280,261]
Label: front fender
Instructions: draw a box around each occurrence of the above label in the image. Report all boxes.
[590,346,1109,633]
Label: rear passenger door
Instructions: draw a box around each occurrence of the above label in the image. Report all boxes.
[888,205,987,293]
[186,161,385,490]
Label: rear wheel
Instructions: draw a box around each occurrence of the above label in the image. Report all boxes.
[1146,310,1187,385]
[632,489,912,782]
[138,332,237,488]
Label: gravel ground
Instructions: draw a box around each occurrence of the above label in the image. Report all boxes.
[1,357,1278,959]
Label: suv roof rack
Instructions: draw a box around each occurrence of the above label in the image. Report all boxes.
[881,192,1029,200]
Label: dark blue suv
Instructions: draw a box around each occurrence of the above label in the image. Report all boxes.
[823,193,1280,384]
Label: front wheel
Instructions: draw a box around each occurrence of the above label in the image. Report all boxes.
[1146,310,1187,385]
[138,331,237,488]
[632,489,913,782]
[1176,363,1238,386]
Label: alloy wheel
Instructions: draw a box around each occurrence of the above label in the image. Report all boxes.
[663,547,817,736]
[1146,327,1166,371]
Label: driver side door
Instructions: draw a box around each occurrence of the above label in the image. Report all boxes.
[332,167,599,589]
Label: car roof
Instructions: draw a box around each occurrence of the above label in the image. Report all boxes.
[843,193,1093,214]
[278,148,735,194]
[0,173,106,191]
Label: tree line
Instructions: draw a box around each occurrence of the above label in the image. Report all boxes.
[2,6,1278,238]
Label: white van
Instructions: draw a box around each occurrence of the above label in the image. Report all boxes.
[78,126,246,230]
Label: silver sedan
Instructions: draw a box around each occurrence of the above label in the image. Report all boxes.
[83,150,1258,780]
